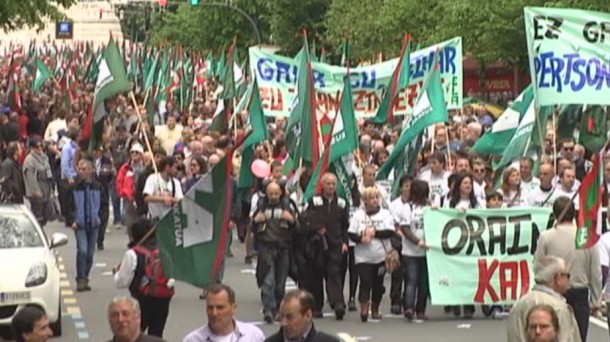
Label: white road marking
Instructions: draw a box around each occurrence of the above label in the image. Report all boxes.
[591,316,608,330]
[457,324,472,329]
[337,333,359,342]
[94,263,107,268]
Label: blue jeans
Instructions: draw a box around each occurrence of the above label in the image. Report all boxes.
[109,179,121,224]
[403,256,428,313]
[74,227,98,280]
[259,244,290,314]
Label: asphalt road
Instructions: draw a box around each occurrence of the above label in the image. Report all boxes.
[42,220,610,342]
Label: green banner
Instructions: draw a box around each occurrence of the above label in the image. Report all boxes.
[525,7,610,106]
[424,208,552,305]
[249,37,462,117]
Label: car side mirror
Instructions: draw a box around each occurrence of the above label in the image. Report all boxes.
[50,233,68,249]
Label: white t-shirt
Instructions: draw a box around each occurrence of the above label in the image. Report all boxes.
[553,176,580,192]
[498,188,527,208]
[521,177,541,195]
[400,203,426,257]
[473,181,487,206]
[418,169,449,206]
[44,118,67,141]
[526,186,557,208]
[554,186,580,210]
[143,173,184,219]
[348,208,394,264]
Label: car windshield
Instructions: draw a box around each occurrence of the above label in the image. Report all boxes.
[0,214,44,248]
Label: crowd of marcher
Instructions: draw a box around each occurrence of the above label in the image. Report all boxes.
[1,46,610,342]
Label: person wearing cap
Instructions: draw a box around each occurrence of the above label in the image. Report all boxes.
[116,143,147,229]
[23,136,55,227]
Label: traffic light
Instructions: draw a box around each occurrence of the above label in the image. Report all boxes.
[190,0,199,5]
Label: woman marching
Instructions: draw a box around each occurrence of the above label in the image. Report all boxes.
[348,187,395,322]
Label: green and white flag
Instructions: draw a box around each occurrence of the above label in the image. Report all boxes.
[239,79,268,190]
[86,39,131,151]
[377,61,449,180]
[157,152,234,288]
[32,57,51,92]
[304,75,359,202]
[472,85,534,155]
[494,100,536,170]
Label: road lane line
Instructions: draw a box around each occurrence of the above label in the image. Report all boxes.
[591,316,608,329]
[63,297,77,305]
[57,259,91,339]
[337,333,359,342]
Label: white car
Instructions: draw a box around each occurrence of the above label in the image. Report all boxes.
[0,205,68,337]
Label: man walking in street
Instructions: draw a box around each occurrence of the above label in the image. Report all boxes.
[143,156,183,220]
[534,196,602,342]
[65,158,108,292]
[183,284,265,342]
[301,173,350,320]
[106,296,166,342]
[265,289,340,342]
[60,127,80,221]
[507,255,581,342]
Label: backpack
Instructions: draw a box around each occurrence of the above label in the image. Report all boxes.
[132,246,175,298]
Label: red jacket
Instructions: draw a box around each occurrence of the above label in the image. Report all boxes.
[116,161,137,201]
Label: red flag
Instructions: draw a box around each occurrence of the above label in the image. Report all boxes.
[576,151,603,249]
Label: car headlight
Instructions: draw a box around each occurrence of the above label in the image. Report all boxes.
[25,262,47,287]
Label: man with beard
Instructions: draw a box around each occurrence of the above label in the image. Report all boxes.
[142,156,183,220]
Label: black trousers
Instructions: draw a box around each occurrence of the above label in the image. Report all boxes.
[565,287,589,342]
[97,192,110,246]
[341,246,358,300]
[58,179,71,218]
[356,262,386,305]
[390,263,404,307]
[302,244,345,311]
[137,296,171,338]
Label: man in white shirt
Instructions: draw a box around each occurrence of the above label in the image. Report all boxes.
[520,157,540,195]
[183,284,265,342]
[526,163,556,208]
[43,109,68,142]
[155,113,183,155]
[554,168,579,210]
[472,159,487,205]
[143,156,184,219]
[360,164,389,208]
[417,152,449,206]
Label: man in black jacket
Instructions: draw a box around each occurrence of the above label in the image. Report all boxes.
[265,290,339,342]
[301,173,349,320]
[0,141,25,203]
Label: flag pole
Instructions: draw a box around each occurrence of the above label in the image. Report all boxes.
[552,112,558,171]
[534,106,548,159]
[129,90,159,176]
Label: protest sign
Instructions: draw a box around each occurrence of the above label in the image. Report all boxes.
[424,208,552,305]
[249,37,462,118]
[524,7,610,106]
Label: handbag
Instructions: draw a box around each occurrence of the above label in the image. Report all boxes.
[365,212,400,273]
[383,242,401,273]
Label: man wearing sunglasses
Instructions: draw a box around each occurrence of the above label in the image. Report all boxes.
[534,197,602,342]
[508,256,580,342]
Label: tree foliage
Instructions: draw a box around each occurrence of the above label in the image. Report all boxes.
[0,0,76,32]
[128,0,610,64]
[147,0,270,53]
